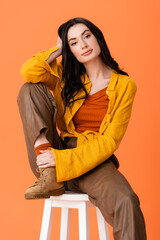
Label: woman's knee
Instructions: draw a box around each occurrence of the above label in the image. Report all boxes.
[17,82,46,104]
[17,82,30,104]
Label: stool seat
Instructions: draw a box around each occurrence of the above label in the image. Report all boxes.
[50,191,91,201]
[40,191,110,240]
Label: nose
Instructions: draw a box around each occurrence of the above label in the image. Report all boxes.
[80,39,87,49]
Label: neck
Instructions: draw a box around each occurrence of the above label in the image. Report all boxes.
[83,56,111,83]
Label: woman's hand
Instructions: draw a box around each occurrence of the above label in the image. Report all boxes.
[36,150,55,168]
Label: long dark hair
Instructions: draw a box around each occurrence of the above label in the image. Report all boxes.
[57,17,128,115]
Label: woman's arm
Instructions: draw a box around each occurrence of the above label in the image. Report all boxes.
[46,36,62,64]
[20,36,63,91]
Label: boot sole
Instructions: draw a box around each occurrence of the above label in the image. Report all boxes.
[25,186,65,199]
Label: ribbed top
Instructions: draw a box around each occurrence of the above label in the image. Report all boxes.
[73,86,109,133]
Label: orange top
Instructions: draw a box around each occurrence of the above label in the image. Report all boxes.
[73,86,109,133]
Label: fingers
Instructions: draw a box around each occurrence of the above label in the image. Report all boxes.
[37,161,55,168]
[37,150,52,159]
[36,150,55,167]
[38,163,53,168]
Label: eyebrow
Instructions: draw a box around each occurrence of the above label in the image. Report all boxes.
[68,29,90,42]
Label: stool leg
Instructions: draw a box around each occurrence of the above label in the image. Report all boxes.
[78,202,90,240]
[96,207,110,240]
[40,199,54,240]
[60,207,71,240]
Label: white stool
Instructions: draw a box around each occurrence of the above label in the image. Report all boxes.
[40,191,110,240]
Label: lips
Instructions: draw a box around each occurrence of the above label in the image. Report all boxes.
[82,49,93,56]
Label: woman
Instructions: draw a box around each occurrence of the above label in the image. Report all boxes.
[17,17,147,239]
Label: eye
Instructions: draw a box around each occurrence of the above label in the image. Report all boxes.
[84,34,91,39]
[71,42,77,46]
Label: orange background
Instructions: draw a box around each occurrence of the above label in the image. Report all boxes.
[0,0,159,239]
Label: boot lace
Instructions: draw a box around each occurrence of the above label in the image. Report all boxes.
[31,167,48,187]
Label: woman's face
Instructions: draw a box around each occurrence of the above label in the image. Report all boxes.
[67,23,101,63]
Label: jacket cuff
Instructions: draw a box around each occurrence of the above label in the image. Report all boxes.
[37,46,60,61]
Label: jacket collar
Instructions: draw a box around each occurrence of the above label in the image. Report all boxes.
[82,69,118,92]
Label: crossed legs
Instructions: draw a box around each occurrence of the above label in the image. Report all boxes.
[17,82,147,239]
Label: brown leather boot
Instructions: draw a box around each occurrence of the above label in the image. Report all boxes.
[25,167,65,199]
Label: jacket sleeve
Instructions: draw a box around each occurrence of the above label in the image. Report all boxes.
[20,46,62,91]
[50,78,138,182]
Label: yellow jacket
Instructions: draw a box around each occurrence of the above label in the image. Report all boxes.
[20,46,137,182]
